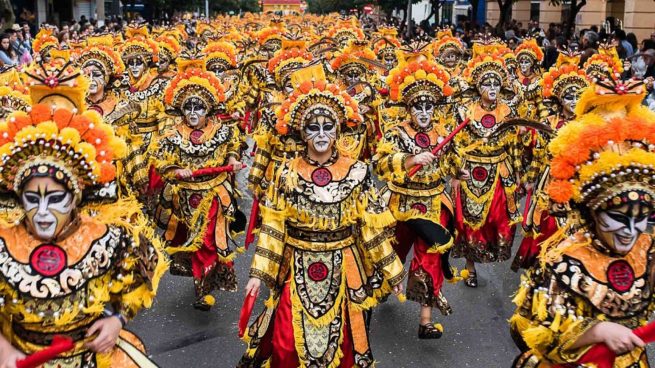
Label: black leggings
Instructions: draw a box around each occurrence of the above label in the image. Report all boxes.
[405,218,454,280]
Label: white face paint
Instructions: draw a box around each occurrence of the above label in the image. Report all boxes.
[83,64,106,95]
[561,89,580,116]
[410,100,436,128]
[518,56,533,76]
[183,97,208,128]
[383,53,398,70]
[342,68,363,87]
[441,51,459,68]
[593,202,651,255]
[479,77,501,104]
[157,55,171,73]
[21,177,75,242]
[303,114,337,154]
[126,57,146,80]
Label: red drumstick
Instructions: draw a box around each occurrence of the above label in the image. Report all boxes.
[408,118,470,177]
[176,165,245,179]
[555,320,655,368]
[16,335,75,368]
[238,293,257,338]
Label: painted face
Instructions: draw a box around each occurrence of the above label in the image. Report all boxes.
[342,68,363,87]
[303,113,337,154]
[382,52,397,70]
[157,55,170,73]
[21,177,75,242]
[410,100,436,128]
[83,64,106,95]
[592,201,652,255]
[183,97,208,128]
[561,88,580,116]
[126,57,146,79]
[518,55,533,75]
[441,51,459,68]
[479,76,501,104]
[283,78,294,94]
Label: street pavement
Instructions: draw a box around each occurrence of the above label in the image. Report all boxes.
[128,154,654,368]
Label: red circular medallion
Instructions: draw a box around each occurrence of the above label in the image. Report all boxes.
[188,193,203,208]
[607,260,635,293]
[480,114,496,129]
[411,203,428,214]
[30,244,67,277]
[472,166,488,182]
[311,168,332,187]
[522,77,531,86]
[308,262,329,282]
[415,133,431,148]
[190,129,204,145]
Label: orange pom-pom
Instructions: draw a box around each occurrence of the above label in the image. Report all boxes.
[314,80,327,91]
[549,158,576,180]
[299,81,313,94]
[69,115,91,135]
[82,128,108,148]
[98,162,117,183]
[30,104,52,124]
[443,85,454,97]
[275,121,288,135]
[52,108,74,130]
[547,180,574,203]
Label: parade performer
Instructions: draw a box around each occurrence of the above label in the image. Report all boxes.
[515,39,543,119]
[247,39,313,199]
[373,25,401,72]
[77,36,130,123]
[239,65,405,368]
[331,40,383,159]
[0,59,166,368]
[451,53,523,287]
[432,30,466,77]
[374,52,462,339]
[153,62,245,311]
[512,63,590,271]
[155,34,181,82]
[117,26,165,197]
[510,77,655,367]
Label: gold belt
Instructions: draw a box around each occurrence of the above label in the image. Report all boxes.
[175,172,229,190]
[388,182,445,196]
[459,151,508,164]
[286,226,355,251]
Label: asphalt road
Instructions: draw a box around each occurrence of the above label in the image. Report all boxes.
[128,154,654,368]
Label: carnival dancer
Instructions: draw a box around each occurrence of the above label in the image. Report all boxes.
[239,65,405,368]
[374,52,463,339]
[0,59,166,368]
[432,29,466,77]
[373,25,402,73]
[331,40,384,159]
[152,60,244,311]
[155,34,181,82]
[76,35,132,123]
[451,53,523,287]
[514,39,543,120]
[510,77,655,368]
[117,26,166,198]
[512,62,590,271]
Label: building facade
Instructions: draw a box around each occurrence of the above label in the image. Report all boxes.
[262,0,303,14]
[486,0,655,41]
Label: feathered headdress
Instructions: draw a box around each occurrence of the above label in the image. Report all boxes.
[275,64,362,135]
[541,64,589,100]
[23,59,90,111]
[164,67,226,112]
[267,40,313,87]
[515,38,544,63]
[463,54,508,87]
[547,77,655,210]
[387,58,453,104]
[77,44,125,82]
[202,41,238,73]
[0,63,126,194]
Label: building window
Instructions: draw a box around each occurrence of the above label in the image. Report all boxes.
[530,2,540,22]
[442,2,453,24]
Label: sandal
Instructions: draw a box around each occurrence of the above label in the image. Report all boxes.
[464,271,478,288]
[418,323,443,339]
